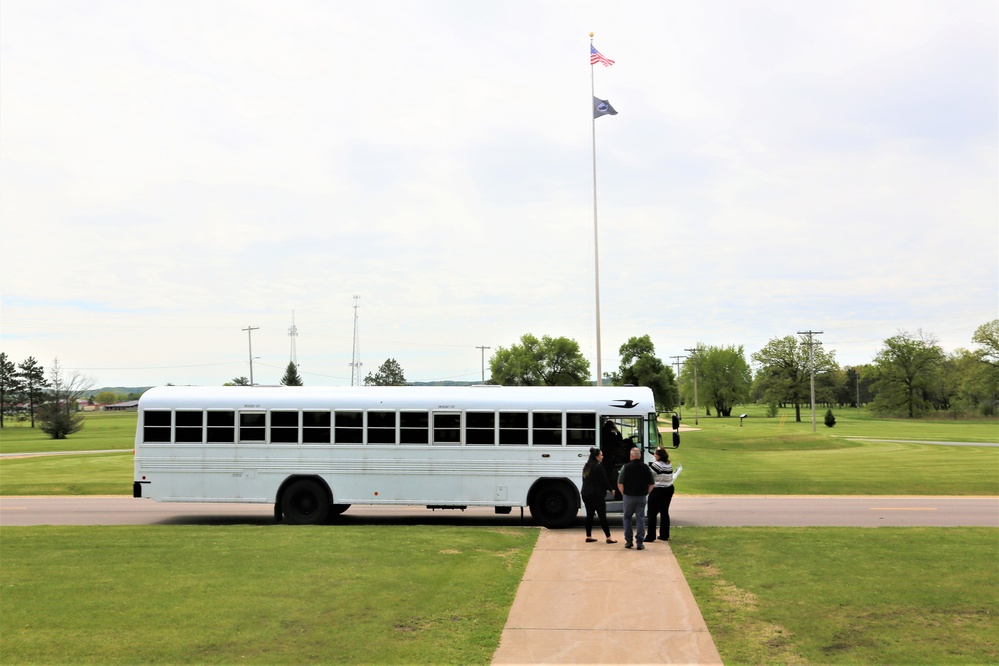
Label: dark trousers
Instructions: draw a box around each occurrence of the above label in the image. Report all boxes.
[582,494,611,538]
[646,485,675,539]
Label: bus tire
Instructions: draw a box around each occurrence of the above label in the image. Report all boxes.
[529,482,578,529]
[280,479,330,525]
[330,504,351,516]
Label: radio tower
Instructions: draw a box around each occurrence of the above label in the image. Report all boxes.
[288,310,298,365]
[349,296,362,386]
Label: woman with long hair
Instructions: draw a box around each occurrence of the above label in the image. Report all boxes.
[581,447,617,543]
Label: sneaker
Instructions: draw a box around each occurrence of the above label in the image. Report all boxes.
[625,542,634,549]
[637,543,645,550]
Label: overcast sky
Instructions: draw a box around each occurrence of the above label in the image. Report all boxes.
[1,0,996,389]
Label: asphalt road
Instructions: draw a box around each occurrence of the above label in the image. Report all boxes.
[1,495,996,528]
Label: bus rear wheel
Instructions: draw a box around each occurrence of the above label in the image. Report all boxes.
[530,483,577,529]
[281,479,330,525]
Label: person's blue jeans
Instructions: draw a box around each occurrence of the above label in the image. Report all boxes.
[622,494,649,545]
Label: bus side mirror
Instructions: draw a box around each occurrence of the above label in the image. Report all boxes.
[671,414,680,430]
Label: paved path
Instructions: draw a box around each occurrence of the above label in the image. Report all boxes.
[492,528,721,665]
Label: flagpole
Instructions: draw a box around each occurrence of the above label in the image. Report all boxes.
[590,32,603,387]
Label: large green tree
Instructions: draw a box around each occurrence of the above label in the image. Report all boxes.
[280,362,304,386]
[0,352,23,427]
[751,335,837,422]
[490,334,591,386]
[610,335,678,411]
[681,344,752,417]
[870,330,945,418]
[364,358,407,386]
[18,356,48,428]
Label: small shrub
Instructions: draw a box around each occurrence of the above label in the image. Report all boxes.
[824,408,836,428]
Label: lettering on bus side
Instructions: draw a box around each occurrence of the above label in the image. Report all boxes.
[438,404,455,409]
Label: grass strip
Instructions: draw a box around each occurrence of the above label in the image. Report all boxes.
[0,525,536,665]
[672,526,999,665]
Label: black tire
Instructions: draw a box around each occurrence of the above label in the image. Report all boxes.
[530,482,578,529]
[281,479,330,525]
[329,503,350,516]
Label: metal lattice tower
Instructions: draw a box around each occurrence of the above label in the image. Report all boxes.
[288,310,298,365]
[349,296,362,386]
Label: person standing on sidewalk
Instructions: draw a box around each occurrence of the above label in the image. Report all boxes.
[645,448,675,542]
[617,447,654,550]
[581,448,617,544]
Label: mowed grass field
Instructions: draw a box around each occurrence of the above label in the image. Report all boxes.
[1,407,997,664]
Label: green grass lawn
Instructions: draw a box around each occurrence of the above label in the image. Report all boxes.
[2,525,995,665]
[664,406,998,495]
[0,525,536,665]
[0,411,137,453]
[2,409,997,496]
[672,527,999,665]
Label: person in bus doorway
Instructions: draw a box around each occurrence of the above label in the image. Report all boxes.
[645,448,675,542]
[617,447,655,550]
[581,448,618,544]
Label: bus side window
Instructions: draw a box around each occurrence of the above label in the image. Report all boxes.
[207,411,235,443]
[367,410,397,444]
[143,410,172,442]
[567,412,596,446]
[466,411,496,445]
[400,411,429,444]
[532,412,563,446]
[433,413,460,445]
[302,411,331,444]
[271,411,299,443]
[498,412,528,445]
[334,411,362,444]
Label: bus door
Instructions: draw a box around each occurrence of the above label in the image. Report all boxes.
[599,416,643,496]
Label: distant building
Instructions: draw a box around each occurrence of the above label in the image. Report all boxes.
[102,400,140,411]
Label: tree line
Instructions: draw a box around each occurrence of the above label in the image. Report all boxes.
[353,321,999,421]
[0,354,96,437]
[8,320,995,440]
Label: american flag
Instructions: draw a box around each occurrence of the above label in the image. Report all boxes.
[590,44,615,67]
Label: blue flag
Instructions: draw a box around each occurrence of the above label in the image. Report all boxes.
[593,97,618,119]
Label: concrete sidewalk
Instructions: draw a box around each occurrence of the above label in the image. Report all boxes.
[492,528,722,665]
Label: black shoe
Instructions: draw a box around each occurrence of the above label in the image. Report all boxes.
[661,536,669,541]
[645,535,656,542]
[625,542,634,549]
[637,543,645,550]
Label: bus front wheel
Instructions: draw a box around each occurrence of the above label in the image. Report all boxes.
[530,483,578,529]
[281,479,330,525]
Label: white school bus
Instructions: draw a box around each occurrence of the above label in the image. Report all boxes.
[133,385,678,527]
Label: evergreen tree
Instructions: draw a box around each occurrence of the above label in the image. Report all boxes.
[824,408,836,428]
[0,352,23,427]
[18,356,48,428]
[281,362,304,386]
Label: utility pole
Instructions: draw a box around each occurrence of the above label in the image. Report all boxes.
[242,326,259,386]
[797,330,824,432]
[349,296,362,387]
[684,348,702,425]
[670,354,686,418]
[476,346,491,383]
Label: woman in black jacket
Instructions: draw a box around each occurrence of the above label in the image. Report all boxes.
[581,447,617,543]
